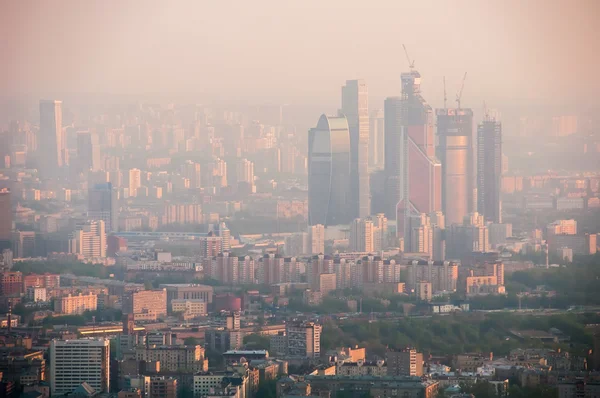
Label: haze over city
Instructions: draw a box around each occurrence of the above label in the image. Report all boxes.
[0,2,599,398]
[2,0,599,108]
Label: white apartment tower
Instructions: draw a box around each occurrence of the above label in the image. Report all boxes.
[128,168,142,197]
[69,220,106,258]
[309,224,325,255]
[50,338,110,395]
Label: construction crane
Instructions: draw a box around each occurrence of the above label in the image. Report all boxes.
[402,44,415,71]
[443,76,447,109]
[483,100,489,121]
[455,72,467,109]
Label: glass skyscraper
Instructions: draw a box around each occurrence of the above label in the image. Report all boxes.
[308,114,351,226]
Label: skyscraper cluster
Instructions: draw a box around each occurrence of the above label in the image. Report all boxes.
[308,67,504,262]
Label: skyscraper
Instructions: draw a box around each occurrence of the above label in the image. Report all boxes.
[477,118,502,223]
[0,189,11,250]
[88,183,118,232]
[50,338,110,395]
[350,218,374,252]
[308,114,351,226]
[436,108,474,226]
[39,100,65,176]
[308,224,325,255]
[383,96,404,219]
[342,80,370,218]
[77,131,101,171]
[128,168,141,197]
[385,72,441,243]
[369,109,384,169]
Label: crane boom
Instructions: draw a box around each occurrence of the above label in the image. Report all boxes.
[402,44,415,70]
[455,72,467,109]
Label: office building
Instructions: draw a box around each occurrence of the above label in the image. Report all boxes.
[286,321,322,358]
[88,183,118,232]
[308,114,351,226]
[11,231,36,258]
[54,293,98,315]
[342,79,370,219]
[0,189,11,249]
[369,109,384,169]
[386,348,424,376]
[160,283,214,307]
[77,131,102,172]
[122,289,167,321]
[50,338,110,396]
[39,100,66,175]
[477,118,502,223]
[385,72,442,241]
[436,108,474,225]
[69,220,106,258]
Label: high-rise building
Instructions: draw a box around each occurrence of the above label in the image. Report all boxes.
[88,183,118,232]
[0,271,22,296]
[181,160,202,189]
[369,109,384,169]
[357,255,384,285]
[309,224,325,255]
[350,218,374,253]
[386,348,424,377]
[407,260,458,293]
[69,220,106,258]
[11,231,36,258]
[77,131,102,172]
[286,321,322,358]
[384,96,404,219]
[308,114,351,226]
[0,189,11,249]
[39,100,66,176]
[385,72,442,239]
[128,168,141,197]
[307,254,334,291]
[477,118,502,223]
[437,108,474,225]
[50,338,110,396]
[342,79,370,219]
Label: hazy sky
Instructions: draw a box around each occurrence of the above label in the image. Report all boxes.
[2,0,599,109]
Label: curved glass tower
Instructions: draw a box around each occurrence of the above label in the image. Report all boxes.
[308,114,351,226]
